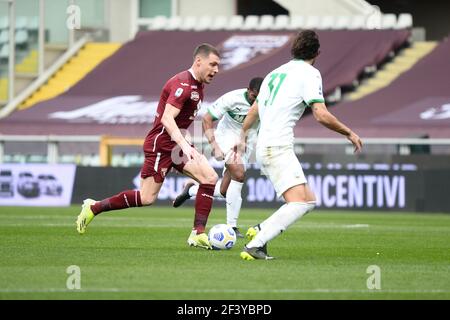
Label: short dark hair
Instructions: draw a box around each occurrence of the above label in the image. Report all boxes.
[291,30,320,60]
[248,77,264,92]
[193,43,220,60]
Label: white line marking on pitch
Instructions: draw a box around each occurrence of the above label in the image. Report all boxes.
[0,222,370,229]
[0,288,449,294]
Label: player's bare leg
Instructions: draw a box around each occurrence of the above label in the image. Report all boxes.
[139,176,164,205]
[282,183,316,203]
[76,176,163,234]
[173,170,228,208]
[182,154,218,249]
[219,169,231,197]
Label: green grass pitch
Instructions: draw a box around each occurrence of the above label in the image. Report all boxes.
[0,205,449,300]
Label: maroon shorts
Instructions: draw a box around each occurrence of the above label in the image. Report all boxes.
[140,148,189,183]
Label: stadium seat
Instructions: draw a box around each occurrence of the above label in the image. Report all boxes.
[319,16,335,30]
[0,16,9,30]
[0,43,8,59]
[179,16,197,31]
[257,15,274,30]
[273,15,289,30]
[0,77,7,100]
[194,16,213,31]
[288,15,305,30]
[381,14,397,29]
[333,16,351,30]
[0,30,8,44]
[210,16,228,30]
[241,15,259,30]
[327,86,342,103]
[27,16,39,31]
[15,29,28,46]
[15,16,27,30]
[15,49,38,73]
[305,15,320,29]
[148,15,168,30]
[396,13,413,29]
[164,16,182,30]
[225,15,244,30]
[366,13,382,29]
[20,42,121,109]
[348,15,366,29]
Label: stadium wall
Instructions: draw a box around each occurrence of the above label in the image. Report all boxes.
[178,0,234,17]
[1,156,449,212]
[1,156,448,212]
[69,155,449,213]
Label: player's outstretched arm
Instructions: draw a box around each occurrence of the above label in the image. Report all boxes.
[311,102,363,153]
[202,112,224,160]
[161,103,200,160]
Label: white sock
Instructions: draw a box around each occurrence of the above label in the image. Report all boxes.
[188,184,199,197]
[259,203,286,231]
[259,201,316,230]
[247,202,315,248]
[188,182,224,198]
[226,180,244,227]
[306,201,316,213]
[214,181,224,198]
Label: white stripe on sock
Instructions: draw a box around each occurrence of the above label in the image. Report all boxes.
[124,194,130,207]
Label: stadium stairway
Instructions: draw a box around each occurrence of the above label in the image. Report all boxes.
[0,78,7,102]
[347,41,437,101]
[15,49,38,73]
[19,42,121,110]
[0,49,38,102]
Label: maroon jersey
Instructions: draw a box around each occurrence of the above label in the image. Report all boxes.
[144,70,204,154]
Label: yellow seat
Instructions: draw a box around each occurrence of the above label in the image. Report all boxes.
[347,41,437,101]
[19,42,121,110]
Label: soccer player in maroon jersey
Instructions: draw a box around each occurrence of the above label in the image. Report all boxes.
[76,44,221,249]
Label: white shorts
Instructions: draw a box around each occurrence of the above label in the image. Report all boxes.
[216,136,253,172]
[256,145,307,198]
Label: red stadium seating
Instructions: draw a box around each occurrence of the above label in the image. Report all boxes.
[298,36,450,138]
[0,30,411,137]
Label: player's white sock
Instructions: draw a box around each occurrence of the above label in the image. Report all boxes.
[188,182,224,198]
[258,203,286,231]
[188,184,199,197]
[247,202,315,248]
[306,201,316,212]
[226,180,243,227]
[258,201,315,230]
[214,181,224,198]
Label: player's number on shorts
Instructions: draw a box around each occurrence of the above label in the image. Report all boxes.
[265,73,286,106]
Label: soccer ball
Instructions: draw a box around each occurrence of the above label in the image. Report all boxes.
[208,224,237,250]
